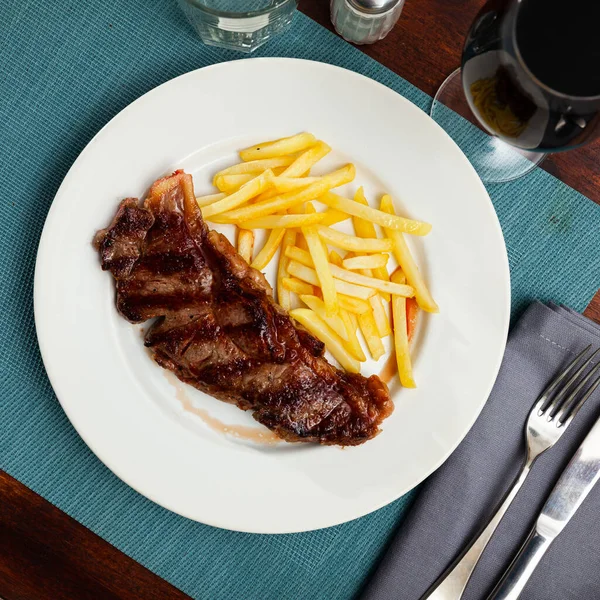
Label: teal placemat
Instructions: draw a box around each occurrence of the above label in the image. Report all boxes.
[1,1,599,599]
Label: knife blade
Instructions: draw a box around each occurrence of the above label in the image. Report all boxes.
[487,414,600,600]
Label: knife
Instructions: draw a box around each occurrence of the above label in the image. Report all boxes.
[487,414,600,600]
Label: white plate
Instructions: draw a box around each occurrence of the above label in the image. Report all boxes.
[34,58,510,534]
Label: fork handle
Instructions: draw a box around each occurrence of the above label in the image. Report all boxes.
[486,529,551,600]
[421,461,532,600]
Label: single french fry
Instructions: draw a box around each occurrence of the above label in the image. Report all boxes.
[277,228,297,311]
[320,209,350,226]
[211,164,356,223]
[287,261,374,300]
[251,228,285,271]
[238,213,325,230]
[282,277,315,295]
[203,169,274,218]
[328,264,414,297]
[213,156,295,184]
[237,228,254,263]
[339,308,367,361]
[273,176,321,192]
[300,295,348,340]
[317,226,393,253]
[380,195,439,313]
[285,245,314,267]
[358,311,386,361]
[321,191,431,235]
[343,254,389,270]
[369,294,392,337]
[196,192,226,208]
[279,141,331,177]
[290,309,360,373]
[215,174,255,193]
[351,188,391,289]
[391,270,416,387]
[338,294,370,314]
[240,132,317,161]
[303,224,338,316]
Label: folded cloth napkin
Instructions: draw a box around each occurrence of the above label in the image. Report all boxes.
[361,301,600,600]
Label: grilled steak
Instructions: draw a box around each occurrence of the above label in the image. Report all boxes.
[95,170,393,445]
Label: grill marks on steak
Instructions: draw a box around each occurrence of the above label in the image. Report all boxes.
[95,170,393,445]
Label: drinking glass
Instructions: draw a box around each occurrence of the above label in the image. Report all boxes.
[177,0,298,53]
[430,0,600,183]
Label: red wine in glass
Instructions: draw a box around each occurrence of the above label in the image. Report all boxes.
[431,0,600,182]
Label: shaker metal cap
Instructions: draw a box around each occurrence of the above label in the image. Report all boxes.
[347,0,400,14]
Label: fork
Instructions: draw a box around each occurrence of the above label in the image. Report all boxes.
[422,344,600,600]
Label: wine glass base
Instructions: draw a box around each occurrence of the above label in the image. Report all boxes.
[430,68,545,184]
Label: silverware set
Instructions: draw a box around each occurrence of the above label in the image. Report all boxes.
[422,345,600,600]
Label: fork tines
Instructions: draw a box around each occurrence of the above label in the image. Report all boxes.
[536,345,600,426]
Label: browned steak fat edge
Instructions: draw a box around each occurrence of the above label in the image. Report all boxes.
[95,169,393,445]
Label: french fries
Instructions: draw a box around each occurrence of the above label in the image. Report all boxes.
[287,261,374,300]
[196,192,226,207]
[328,264,414,297]
[277,228,297,311]
[203,169,274,218]
[240,132,317,162]
[317,226,393,253]
[213,156,295,183]
[342,254,389,270]
[299,295,348,340]
[284,245,313,267]
[253,142,331,203]
[351,188,391,291]
[282,277,315,295]
[339,308,367,361]
[358,311,386,361]
[238,213,325,230]
[391,270,416,387]
[210,164,355,223]
[279,141,331,177]
[290,309,360,373]
[369,294,392,337]
[215,174,255,193]
[338,295,370,314]
[272,176,321,192]
[198,132,435,384]
[321,192,432,235]
[380,195,439,313]
[320,209,350,226]
[303,224,338,316]
[251,228,285,271]
[237,228,254,264]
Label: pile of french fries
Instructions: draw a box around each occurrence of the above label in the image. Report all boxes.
[197,133,439,388]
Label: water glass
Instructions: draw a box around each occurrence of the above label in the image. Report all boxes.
[177,0,298,53]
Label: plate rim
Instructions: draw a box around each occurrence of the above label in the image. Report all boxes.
[34,57,511,533]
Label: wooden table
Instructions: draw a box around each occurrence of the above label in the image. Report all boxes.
[1,1,598,598]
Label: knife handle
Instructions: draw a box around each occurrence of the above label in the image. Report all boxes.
[486,528,551,600]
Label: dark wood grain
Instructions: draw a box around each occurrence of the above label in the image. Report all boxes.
[0,471,190,600]
[300,0,600,205]
[0,2,598,599]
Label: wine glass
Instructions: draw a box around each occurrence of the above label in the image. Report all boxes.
[430,0,600,183]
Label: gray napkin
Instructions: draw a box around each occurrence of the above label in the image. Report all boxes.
[361,302,600,600]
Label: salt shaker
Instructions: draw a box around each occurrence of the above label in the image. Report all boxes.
[330,0,405,45]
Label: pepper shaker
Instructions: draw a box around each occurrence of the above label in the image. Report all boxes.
[330,0,405,45]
